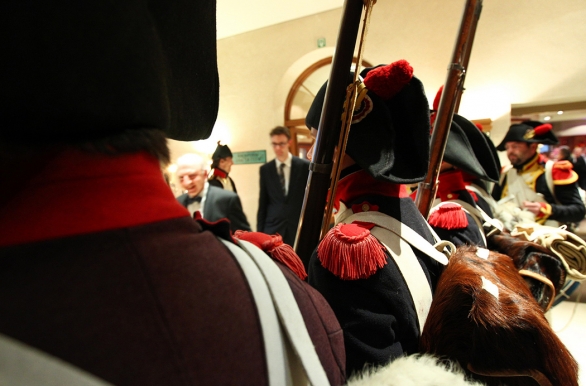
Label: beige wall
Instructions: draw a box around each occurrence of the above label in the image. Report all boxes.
[169,0,586,229]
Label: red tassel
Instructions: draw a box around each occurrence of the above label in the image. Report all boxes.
[233,231,308,280]
[534,123,552,135]
[268,245,307,280]
[428,202,468,230]
[364,59,413,100]
[317,223,388,280]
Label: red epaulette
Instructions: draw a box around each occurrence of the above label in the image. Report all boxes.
[552,161,579,185]
[317,222,388,280]
[233,231,307,280]
[428,202,468,230]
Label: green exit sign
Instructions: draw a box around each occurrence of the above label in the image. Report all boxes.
[317,38,326,48]
[232,150,266,165]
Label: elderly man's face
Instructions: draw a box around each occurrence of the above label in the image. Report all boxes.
[505,141,537,167]
[177,165,207,197]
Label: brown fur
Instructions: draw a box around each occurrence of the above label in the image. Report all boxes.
[488,233,566,311]
[421,245,578,386]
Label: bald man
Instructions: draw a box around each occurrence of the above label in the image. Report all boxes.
[176,153,251,232]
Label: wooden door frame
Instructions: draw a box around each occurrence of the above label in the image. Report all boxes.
[284,56,372,155]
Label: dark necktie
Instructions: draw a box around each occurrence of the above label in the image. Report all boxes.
[187,195,202,205]
[278,163,286,195]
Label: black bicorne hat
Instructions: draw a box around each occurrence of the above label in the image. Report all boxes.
[452,114,500,182]
[212,141,233,160]
[1,1,218,143]
[305,60,430,184]
[495,121,559,151]
[442,119,488,181]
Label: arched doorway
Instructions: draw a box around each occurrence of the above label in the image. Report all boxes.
[284,56,372,158]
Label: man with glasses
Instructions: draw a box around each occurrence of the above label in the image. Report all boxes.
[257,126,310,246]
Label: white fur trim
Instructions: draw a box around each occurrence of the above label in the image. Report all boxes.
[347,354,484,386]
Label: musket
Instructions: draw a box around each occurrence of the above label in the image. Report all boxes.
[414,0,483,219]
[294,0,367,266]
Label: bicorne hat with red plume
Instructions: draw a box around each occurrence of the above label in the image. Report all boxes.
[212,141,233,160]
[496,121,559,151]
[305,59,430,184]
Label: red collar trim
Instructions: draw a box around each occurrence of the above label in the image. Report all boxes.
[212,168,228,178]
[0,150,189,247]
[437,170,466,201]
[334,169,408,210]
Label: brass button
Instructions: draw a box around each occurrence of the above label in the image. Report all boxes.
[447,194,453,199]
[362,203,370,212]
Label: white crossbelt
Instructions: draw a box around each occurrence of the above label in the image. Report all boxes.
[221,238,329,386]
[0,333,112,386]
[339,211,449,333]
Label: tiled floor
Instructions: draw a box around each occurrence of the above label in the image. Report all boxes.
[550,300,586,384]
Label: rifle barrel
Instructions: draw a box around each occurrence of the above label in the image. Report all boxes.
[294,0,364,267]
[415,0,483,219]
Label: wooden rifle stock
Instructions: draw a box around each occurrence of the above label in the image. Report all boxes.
[294,0,364,266]
[415,0,483,219]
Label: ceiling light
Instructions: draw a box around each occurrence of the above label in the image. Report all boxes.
[544,116,551,121]
[557,111,564,115]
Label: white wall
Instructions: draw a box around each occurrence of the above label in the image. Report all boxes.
[169,0,586,229]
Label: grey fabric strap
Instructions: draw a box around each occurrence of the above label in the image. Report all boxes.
[220,238,290,385]
[237,239,329,386]
[221,238,329,386]
[0,334,112,386]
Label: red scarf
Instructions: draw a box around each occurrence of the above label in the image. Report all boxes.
[0,149,188,247]
[334,169,408,211]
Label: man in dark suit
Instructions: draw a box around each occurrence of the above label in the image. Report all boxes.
[176,153,251,232]
[257,126,310,246]
[571,146,586,190]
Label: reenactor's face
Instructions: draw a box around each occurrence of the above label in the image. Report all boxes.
[219,157,234,173]
[505,141,535,166]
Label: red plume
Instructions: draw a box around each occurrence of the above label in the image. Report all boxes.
[433,86,443,111]
[363,59,413,100]
[534,123,553,136]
